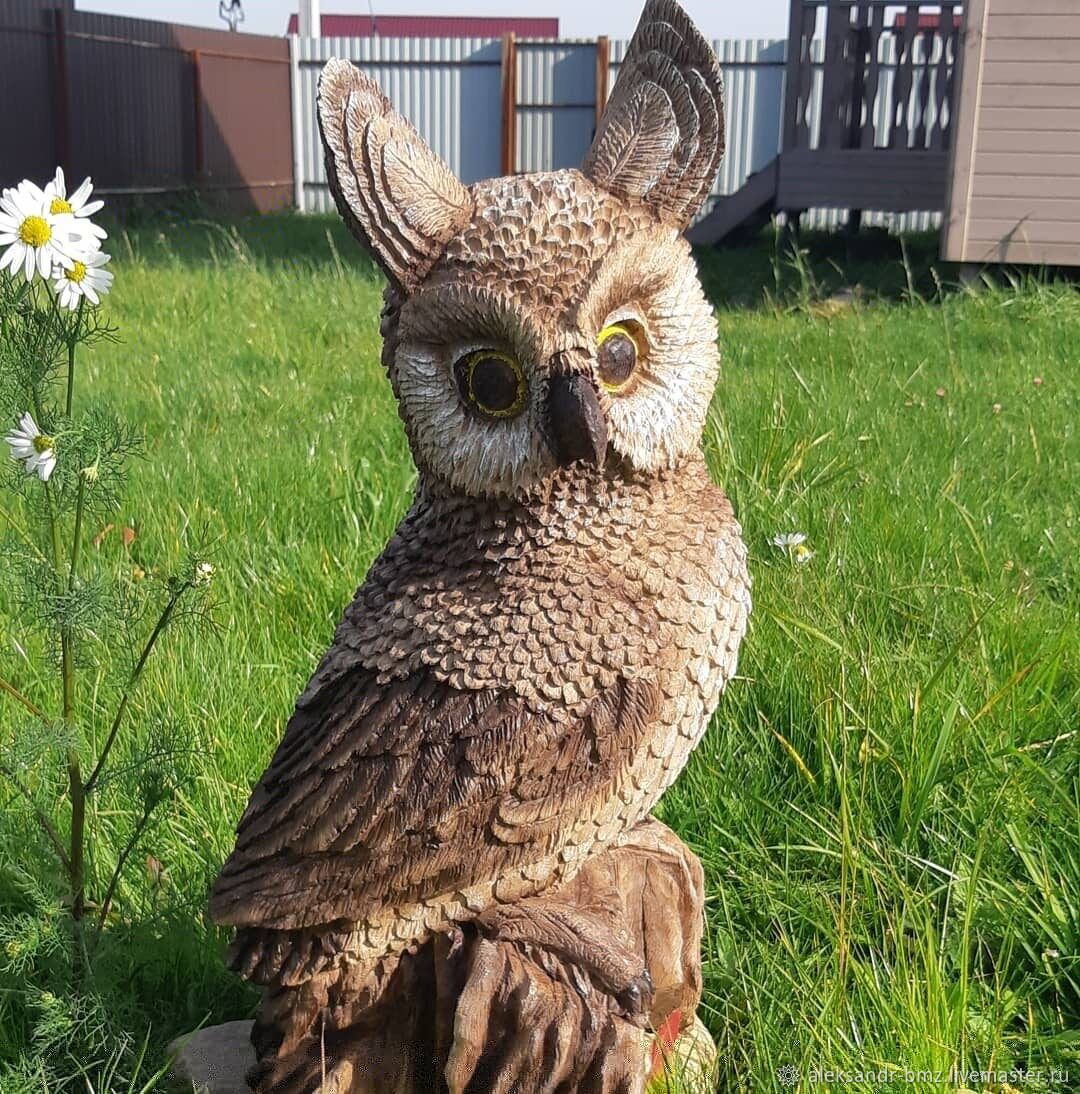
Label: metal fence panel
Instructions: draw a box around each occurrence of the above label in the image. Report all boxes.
[290,33,941,234]
[292,35,502,213]
[63,14,193,194]
[516,39,597,174]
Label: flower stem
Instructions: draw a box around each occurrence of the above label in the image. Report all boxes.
[0,677,49,722]
[65,298,84,418]
[65,476,89,921]
[84,584,187,796]
[41,479,74,719]
[95,800,156,934]
[0,764,72,871]
[69,475,86,593]
[44,474,85,922]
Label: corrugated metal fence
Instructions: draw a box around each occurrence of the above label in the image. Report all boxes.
[292,35,503,214]
[290,34,941,233]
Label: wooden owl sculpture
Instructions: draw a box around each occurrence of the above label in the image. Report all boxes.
[211,1,750,1090]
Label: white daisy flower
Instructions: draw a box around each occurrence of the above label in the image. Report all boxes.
[794,544,815,565]
[52,249,113,309]
[44,167,107,246]
[0,181,77,282]
[5,411,57,481]
[770,532,807,550]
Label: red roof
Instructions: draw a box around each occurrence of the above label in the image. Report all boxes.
[286,13,558,37]
[891,13,962,30]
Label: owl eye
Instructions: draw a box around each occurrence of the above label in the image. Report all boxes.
[596,322,641,392]
[454,350,528,420]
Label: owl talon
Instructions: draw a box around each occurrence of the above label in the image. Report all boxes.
[616,969,654,1018]
[474,898,652,1017]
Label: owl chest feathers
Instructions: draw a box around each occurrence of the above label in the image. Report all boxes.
[311,455,749,728]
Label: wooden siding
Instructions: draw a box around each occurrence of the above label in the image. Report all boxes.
[778,149,949,211]
[942,0,1080,265]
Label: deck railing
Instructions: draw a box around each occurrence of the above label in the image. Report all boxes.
[786,1,963,154]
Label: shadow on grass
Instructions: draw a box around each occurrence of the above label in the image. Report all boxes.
[0,868,256,1079]
[694,226,953,310]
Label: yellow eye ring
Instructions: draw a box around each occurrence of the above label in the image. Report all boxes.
[454,349,528,420]
[596,321,642,392]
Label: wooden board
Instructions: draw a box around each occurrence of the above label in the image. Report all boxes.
[778,150,948,212]
[986,39,1080,63]
[962,239,1080,264]
[974,173,1080,199]
[976,130,1080,155]
[987,16,1080,40]
[969,196,1080,221]
[973,151,1080,175]
[981,85,1080,109]
[981,106,1080,132]
[965,217,1080,244]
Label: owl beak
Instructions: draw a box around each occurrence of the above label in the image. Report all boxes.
[547,373,607,468]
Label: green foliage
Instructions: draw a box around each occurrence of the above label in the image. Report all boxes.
[0,206,217,1090]
[0,213,1077,1090]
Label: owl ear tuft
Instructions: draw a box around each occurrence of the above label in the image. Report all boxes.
[583,0,725,229]
[317,58,473,292]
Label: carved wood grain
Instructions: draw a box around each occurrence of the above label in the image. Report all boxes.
[244,818,704,1094]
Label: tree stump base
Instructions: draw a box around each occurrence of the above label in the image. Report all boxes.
[191,818,710,1093]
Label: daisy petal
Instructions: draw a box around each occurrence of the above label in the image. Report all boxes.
[70,178,92,206]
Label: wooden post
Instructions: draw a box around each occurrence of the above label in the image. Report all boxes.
[595,35,610,132]
[52,6,72,177]
[500,33,517,177]
[780,0,806,154]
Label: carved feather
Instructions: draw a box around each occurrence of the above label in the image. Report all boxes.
[317,57,472,291]
[210,666,660,932]
[583,0,725,227]
[587,82,679,199]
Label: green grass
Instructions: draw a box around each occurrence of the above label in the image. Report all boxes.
[0,214,1077,1091]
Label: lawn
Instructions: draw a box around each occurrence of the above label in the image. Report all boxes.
[0,214,1076,1092]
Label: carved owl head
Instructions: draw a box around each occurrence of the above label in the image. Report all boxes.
[317,0,725,499]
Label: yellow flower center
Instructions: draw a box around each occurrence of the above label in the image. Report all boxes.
[50,197,73,215]
[32,434,54,454]
[18,216,52,248]
[66,261,87,284]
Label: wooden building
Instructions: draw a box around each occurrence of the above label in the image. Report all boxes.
[691,1,963,245]
[693,0,1080,269]
[942,0,1080,266]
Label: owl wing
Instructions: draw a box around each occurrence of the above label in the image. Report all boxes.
[210,662,661,932]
